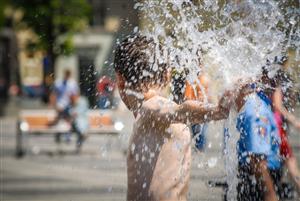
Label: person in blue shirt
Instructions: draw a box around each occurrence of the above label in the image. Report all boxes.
[235,83,281,201]
[70,93,89,153]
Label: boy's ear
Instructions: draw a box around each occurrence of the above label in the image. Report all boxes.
[166,68,172,83]
[116,72,132,111]
[116,73,125,90]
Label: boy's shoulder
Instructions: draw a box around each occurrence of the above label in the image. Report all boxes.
[142,95,177,112]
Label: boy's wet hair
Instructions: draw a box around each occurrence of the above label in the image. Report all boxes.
[273,55,287,65]
[114,34,168,91]
[171,68,187,104]
[261,55,289,88]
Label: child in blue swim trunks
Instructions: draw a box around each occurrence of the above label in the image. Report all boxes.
[235,83,281,201]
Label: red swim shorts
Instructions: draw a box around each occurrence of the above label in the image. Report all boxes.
[274,111,293,159]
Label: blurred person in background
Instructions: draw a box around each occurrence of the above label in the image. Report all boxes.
[70,93,89,153]
[0,17,20,116]
[49,69,79,122]
[97,75,115,109]
[41,50,53,103]
[49,69,79,142]
[261,56,300,192]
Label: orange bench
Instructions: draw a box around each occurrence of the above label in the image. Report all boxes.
[16,109,123,157]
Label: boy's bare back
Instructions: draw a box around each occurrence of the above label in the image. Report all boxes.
[127,96,191,201]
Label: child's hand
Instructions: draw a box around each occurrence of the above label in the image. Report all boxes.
[219,90,234,112]
[294,120,300,131]
[289,116,300,131]
[216,90,234,119]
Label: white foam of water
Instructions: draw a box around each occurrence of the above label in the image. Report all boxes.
[136,0,288,96]
[133,1,298,200]
[134,1,295,199]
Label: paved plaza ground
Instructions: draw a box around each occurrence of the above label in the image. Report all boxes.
[1,100,299,201]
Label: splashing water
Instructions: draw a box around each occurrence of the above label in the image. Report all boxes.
[134,1,298,200]
[136,0,293,93]
[223,110,239,201]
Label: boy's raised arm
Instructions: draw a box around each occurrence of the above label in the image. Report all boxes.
[176,90,232,124]
[178,100,228,124]
[143,91,232,125]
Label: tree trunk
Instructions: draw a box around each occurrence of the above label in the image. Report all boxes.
[42,7,56,103]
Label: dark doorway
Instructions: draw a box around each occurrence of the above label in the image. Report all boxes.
[76,47,99,108]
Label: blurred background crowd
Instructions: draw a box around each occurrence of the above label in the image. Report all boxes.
[0,0,139,115]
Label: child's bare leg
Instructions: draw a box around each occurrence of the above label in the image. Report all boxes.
[259,164,278,201]
[286,156,300,192]
[251,157,278,201]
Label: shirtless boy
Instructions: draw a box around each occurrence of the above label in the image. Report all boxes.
[114,34,231,201]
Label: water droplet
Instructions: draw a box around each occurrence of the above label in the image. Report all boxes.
[207,157,218,168]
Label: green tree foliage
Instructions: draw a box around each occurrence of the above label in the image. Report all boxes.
[0,0,11,28]
[12,0,91,69]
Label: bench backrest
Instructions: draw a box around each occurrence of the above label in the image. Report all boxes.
[19,110,114,129]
